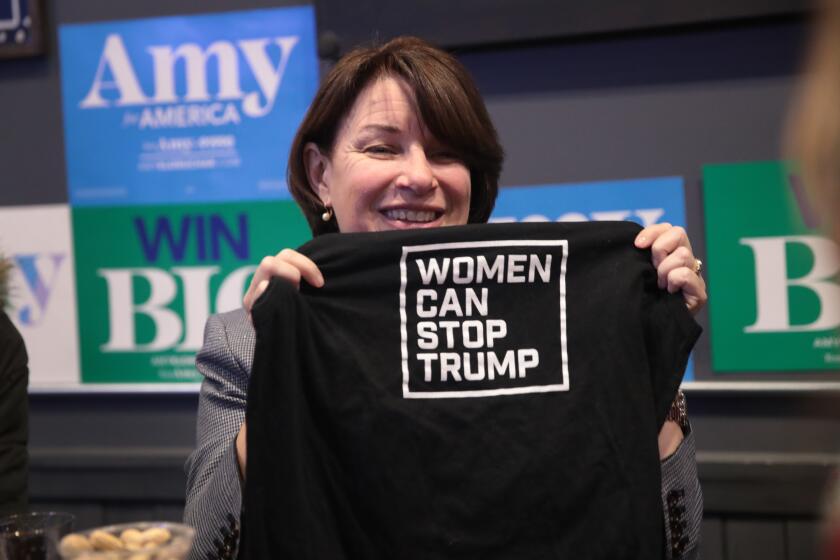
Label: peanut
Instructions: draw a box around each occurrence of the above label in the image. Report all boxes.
[139,527,171,545]
[58,533,92,555]
[120,528,144,544]
[89,529,124,551]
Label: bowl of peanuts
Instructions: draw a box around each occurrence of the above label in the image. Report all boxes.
[57,522,194,559]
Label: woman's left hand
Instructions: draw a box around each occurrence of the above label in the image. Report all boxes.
[635,223,707,315]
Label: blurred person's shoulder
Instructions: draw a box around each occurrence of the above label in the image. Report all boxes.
[0,311,24,361]
[0,311,27,392]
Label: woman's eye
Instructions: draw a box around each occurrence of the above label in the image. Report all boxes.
[365,145,396,155]
[430,150,460,162]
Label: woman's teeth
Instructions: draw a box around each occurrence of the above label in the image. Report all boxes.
[383,209,437,222]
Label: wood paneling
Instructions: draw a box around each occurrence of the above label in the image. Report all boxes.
[726,520,786,560]
[702,518,725,560]
[786,520,820,560]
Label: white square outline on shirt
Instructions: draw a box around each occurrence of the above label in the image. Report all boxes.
[399,239,569,399]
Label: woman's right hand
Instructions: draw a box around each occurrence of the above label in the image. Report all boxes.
[243,249,325,314]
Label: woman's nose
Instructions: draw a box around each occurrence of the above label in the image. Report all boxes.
[395,147,436,193]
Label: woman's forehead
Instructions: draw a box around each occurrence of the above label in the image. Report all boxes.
[342,76,424,133]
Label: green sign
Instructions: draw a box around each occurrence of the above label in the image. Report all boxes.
[704,161,840,371]
[73,201,311,383]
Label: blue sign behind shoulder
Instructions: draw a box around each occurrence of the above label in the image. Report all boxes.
[491,177,686,227]
[491,177,694,381]
[59,7,318,206]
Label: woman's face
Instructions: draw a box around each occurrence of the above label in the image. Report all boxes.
[307,76,472,233]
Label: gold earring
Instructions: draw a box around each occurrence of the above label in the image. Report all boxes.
[321,206,333,222]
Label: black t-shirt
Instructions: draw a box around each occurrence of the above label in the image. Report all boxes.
[241,222,701,560]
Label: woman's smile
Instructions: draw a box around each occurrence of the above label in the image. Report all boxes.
[379,206,445,227]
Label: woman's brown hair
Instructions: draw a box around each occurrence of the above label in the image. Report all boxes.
[287,36,504,236]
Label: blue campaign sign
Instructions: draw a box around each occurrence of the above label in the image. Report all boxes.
[491,176,695,380]
[491,176,686,227]
[59,7,318,206]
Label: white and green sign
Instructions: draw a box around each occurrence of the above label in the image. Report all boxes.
[704,161,840,371]
[73,201,310,383]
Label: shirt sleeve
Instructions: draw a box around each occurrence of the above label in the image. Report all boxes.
[660,429,703,560]
[184,312,250,560]
[641,270,703,559]
[643,287,702,428]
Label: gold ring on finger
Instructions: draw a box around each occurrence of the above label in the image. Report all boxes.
[693,258,703,276]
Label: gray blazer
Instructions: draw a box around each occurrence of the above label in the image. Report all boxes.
[184,308,702,560]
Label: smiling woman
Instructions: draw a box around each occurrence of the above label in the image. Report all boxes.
[183,36,707,560]
[286,36,503,236]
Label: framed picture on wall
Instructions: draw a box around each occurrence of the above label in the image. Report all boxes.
[0,0,44,59]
